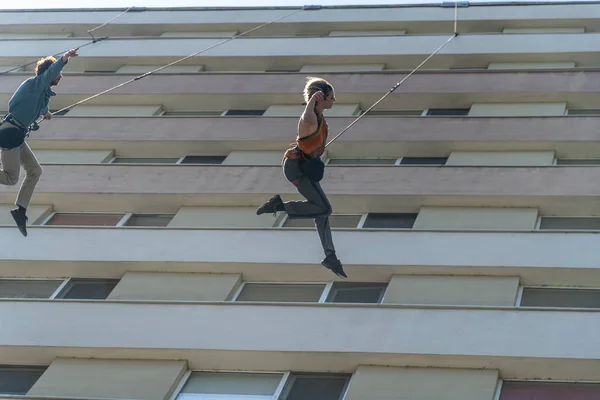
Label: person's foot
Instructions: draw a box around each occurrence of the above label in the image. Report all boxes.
[322,254,347,278]
[256,194,283,216]
[10,207,28,237]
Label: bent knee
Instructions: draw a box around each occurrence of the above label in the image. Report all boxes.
[27,165,42,179]
[6,173,19,186]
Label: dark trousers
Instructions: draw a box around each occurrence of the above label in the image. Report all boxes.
[282,158,335,256]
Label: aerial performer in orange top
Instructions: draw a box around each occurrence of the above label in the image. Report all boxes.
[257,77,347,278]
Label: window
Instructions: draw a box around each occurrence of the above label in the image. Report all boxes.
[180,156,227,164]
[556,159,600,166]
[45,213,125,226]
[364,110,423,116]
[124,214,174,227]
[500,381,600,400]
[162,111,225,117]
[520,287,600,309]
[399,157,448,165]
[279,373,350,400]
[326,282,387,304]
[362,213,417,229]
[112,157,180,164]
[327,158,398,165]
[567,109,600,116]
[224,110,266,116]
[283,215,362,228]
[177,372,284,400]
[539,217,600,230]
[425,108,470,116]
[235,283,326,303]
[0,279,63,299]
[0,365,46,395]
[54,279,119,300]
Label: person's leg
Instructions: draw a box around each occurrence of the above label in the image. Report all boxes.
[11,142,42,236]
[0,146,21,187]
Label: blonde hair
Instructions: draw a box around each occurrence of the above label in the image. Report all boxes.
[35,56,57,76]
[303,76,333,103]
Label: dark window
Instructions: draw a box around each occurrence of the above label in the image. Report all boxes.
[326,283,387,304]
[363,213,417,229]
[0,365,46,395]
[279,373,350,400]
[55,279,119,300]
[180,156,227,164]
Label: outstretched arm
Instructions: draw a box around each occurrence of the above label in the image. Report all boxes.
[33,47,79,89]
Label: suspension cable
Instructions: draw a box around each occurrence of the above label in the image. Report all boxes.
[325,1,461,149]
[0,6,135,76]
[47,7,305,118]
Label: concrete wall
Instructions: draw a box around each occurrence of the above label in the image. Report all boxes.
[27,358,187,400]
[107,272,241,301]
[383,275,520,306]
[468,103,567,117]
[222,151,283,166]
[446,151,555,166]
[34,149,114,164]
[344,366,498,400]
[413,207,539,230]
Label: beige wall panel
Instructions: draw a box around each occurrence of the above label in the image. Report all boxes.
[446,151,555,166]
[27,358,187,400]
[116,65,204,73]
[414,207,538,230]
[383,275,520,306]
[502,27,585,33]
[487,62,576,69]
[160,31,238,37]
[469,103,566,116]
[34,149,114,164]
[300,64,386,72]
[329,30,407,36]
[0,33,73,38]
[168,206,279,228]
[264,104,360,117]
[65,105,163,117]
[0,204,52,225]
[344,366,498,400]
[222,151,284,166]
[108,271,241,301]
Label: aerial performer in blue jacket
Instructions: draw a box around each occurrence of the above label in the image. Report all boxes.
[0,47,79,237]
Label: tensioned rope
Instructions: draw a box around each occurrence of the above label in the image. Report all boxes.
[0,6,135,76]
[47,7,305,118]
[324,1,460,148]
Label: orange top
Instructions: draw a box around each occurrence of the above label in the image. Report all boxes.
[284,117,328,161]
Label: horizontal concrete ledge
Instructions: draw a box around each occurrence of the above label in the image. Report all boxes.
[1,297,599,314]
[2,227,600,270]
[2,302,600,361]
[5,70,600,96]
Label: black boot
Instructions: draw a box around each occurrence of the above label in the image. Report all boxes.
[322,253,347,278]
[10,207,28,237]
[256,194,284,216]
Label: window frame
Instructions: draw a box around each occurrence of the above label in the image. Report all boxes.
[0,277,69,300]
[171,370,291,400]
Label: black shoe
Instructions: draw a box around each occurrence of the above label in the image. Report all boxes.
[10,208,28,237]
[322,254,347,278]
[256,194,283,216]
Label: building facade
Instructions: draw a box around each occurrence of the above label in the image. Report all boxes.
[1,1,600,399]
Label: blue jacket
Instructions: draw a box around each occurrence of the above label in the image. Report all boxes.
[8,57,67,128]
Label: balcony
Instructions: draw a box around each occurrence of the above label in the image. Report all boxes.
[3,70,600,110]
[1,298,600,380]
[3,33,600,73]
[25,116,600,158]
